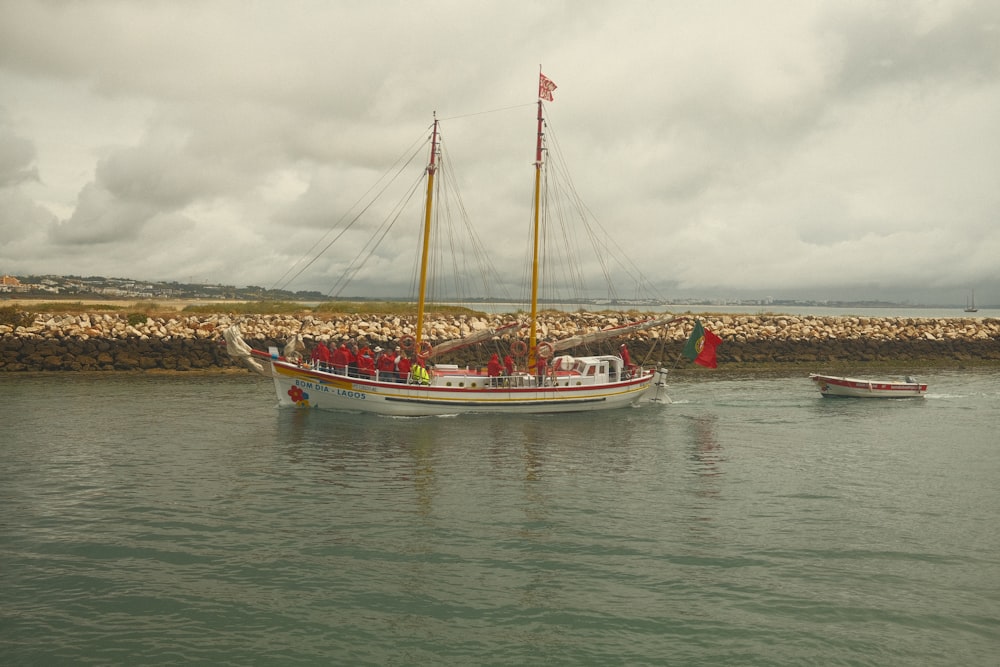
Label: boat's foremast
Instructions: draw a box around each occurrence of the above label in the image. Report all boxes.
[415,115,439,357]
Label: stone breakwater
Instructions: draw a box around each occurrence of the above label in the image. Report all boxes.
[1,311,998,372]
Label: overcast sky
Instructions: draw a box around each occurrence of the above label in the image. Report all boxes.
[1,0,998,306]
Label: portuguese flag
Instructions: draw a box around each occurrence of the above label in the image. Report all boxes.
[682,320,722,368]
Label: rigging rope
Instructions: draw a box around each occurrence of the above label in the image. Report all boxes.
[269,129,430,293]
[326,172,426,298]
[438,102,535,123]
[542,114,672,304]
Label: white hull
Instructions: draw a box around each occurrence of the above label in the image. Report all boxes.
[268,356,666,416]
[810,374,927,398]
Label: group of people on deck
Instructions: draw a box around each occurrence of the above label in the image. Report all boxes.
[306,340,636,387]
[307,339,420,383]
[486,352,555,387]
[486,353,517,386]
[487,343,636,386]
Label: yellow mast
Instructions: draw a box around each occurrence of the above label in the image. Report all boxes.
[528,99,544,367]
[415,116,439,357]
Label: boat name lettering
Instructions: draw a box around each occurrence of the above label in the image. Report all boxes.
[295,379,366,400]
[336,388,366,400]
[295,379,329,392]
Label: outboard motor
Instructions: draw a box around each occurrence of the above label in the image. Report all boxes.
[649,368,672,404]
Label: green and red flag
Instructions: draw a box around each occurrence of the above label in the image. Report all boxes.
[682,320,722,368]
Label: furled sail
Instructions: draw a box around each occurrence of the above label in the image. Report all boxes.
[223,325,266,375]
[550,314,685,352]
[427,322,522,358]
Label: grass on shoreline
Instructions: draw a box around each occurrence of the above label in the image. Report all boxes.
[180,301,489,318]
[7,299,653,320]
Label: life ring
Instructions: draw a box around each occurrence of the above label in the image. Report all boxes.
[418,340,433,357]
[399,335,415,352]
[510,339,528,357]
[536,341,554,359]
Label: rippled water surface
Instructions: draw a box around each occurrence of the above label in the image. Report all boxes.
[2,370,999,665]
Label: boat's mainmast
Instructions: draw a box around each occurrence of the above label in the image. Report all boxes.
[415,116,439,355]
[528,99,544,365]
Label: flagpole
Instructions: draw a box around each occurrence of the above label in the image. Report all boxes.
[662,315,690,368]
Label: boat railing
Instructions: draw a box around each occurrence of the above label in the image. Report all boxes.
[305,358,654,389]
[307,361,414,384]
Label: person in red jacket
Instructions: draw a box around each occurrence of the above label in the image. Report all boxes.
[331,342,350,375]
[357,344,375,378]
[346,341,359,377]
[395,353,411,383]
[310,340,331,370]
[376,346,396,381]
[620,343,636,379]
[487,353,502,386]
[503,354,514,376]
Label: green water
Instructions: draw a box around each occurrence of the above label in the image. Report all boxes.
[2,370,998,665]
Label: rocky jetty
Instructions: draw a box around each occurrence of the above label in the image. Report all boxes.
[1,310,998,372]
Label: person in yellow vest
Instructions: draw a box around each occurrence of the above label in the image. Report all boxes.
[410,361,430,385]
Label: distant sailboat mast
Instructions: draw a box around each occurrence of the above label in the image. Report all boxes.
[965,289,978,313]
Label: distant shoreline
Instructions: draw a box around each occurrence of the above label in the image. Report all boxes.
[2,296,995,319]
[4,297,233,311]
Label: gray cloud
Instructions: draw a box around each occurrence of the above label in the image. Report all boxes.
[0,0,997,305]
[0,112,38,187]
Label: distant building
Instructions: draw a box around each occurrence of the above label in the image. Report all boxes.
[0,275,29,293]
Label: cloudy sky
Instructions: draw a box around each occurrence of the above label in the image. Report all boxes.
[1,0,998,306]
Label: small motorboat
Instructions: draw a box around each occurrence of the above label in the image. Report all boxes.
[809,373,927,398]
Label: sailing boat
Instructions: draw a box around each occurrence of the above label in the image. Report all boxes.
[965,289,978,313]
[224,75,674,415]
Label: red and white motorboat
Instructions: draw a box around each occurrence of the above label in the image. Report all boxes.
[809,373,927,398]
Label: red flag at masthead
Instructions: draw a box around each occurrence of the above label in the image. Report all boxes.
[539,73,557,101]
